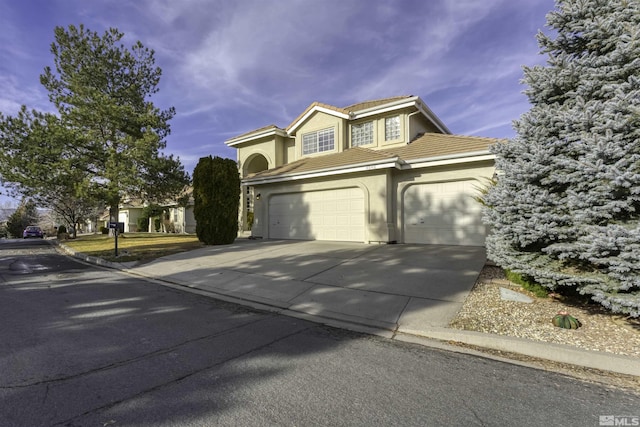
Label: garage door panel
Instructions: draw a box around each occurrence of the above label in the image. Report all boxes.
[269,188,364,242]
[404,180,485,246]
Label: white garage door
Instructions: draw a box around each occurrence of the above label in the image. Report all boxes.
[403,180,485,246]
[269,188,365,242]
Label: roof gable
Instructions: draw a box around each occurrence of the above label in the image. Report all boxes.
[225,95,451,146]
[285,102,350,133]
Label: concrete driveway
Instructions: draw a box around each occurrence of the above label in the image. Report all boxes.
[130,239,487,334]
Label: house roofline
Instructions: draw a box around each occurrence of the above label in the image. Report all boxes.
[225,126,288,147]
[348,96,450,134]
[286,105,351,134]
[242,157,401,185]
[400,152,495,169]
[243,152,495,185]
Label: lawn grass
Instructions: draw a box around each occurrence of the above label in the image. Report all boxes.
[61,233,204,263]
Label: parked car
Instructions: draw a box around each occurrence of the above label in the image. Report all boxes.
[23,226,44,239]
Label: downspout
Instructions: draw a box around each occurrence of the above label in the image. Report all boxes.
[406,111,421,143]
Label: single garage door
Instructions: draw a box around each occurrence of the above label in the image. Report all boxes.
[403,180,485,246]
[269,188,365,242]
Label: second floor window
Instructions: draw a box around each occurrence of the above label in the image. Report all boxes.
[385,116,401,141]
[351,121,373,147]
[303,127,334,155]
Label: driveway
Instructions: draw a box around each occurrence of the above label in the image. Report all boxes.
[130,239,487,334]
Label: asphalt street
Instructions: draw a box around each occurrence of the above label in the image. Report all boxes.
[1,239,639,426]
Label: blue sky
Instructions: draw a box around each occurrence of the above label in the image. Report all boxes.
[0,0,556,206]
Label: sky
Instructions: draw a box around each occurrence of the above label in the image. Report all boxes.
[0,0,557,206]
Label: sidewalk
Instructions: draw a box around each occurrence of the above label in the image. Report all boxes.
[55,238,640,377]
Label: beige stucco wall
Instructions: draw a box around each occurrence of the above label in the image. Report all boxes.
[347,109,414,150]
[408,113,442,139]
[294,112,345,156]
[237,138,276,177]
[237,135,294,178]
[118,208,143,233]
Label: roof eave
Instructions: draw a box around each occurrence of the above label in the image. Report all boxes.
[350,96,419,118]
[225,127,288,147]
[401,152,495,169]
[351,96,450,134]
[243,157,401,185]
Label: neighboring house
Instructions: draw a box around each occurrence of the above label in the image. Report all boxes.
[162,188,196,234]
[118,199,145,233]
[225,95,499,246]
[165,205,196,234]
[96,195,196,234]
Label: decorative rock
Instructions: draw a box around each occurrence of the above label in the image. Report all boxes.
[499,287,534,303]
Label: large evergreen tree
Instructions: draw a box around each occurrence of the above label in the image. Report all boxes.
[6,200,39,238]
[483,0,640,316]
[193,156,240,245]
[0,25,188,222]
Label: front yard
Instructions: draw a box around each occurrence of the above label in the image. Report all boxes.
[61,233,203,263]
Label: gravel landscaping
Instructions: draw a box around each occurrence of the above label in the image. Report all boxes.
[450,265,640,358]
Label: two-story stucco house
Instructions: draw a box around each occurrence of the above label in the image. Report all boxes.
[225,95,499,246]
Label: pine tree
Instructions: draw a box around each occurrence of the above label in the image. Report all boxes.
[193,156,240,245]
[483,0,640,316]
[6,200,39,238]
[0,25,189,223]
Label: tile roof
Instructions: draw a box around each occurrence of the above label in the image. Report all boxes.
[342,96,413,112]
[226,124,286,144]
[246,147,398,179]
[380,133,500,161]
[245,133,501,182]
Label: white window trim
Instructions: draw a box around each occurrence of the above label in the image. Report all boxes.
[385,115,401,141]
[351,121,374,147]
[302,127,335,155]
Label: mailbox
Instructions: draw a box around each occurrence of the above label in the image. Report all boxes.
[107,222,125,233]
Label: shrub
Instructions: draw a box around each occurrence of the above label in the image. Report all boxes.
[137,216,149,232]
[193,156,240,245]
[57,225,67,234]
[100,226,109,234]
[505,270,549,298]
[247,211,254,230]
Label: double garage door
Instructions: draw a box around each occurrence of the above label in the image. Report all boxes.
[266,181,485,246]
[268,188,365,242]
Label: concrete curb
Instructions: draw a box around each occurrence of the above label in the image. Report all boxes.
[396,327,640,377]
[51,240,639,378]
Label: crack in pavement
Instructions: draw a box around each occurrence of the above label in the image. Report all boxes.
[53,324,314,427]
[0,315,274,389]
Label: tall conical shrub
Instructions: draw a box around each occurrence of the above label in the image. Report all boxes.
[193,156,240,245]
